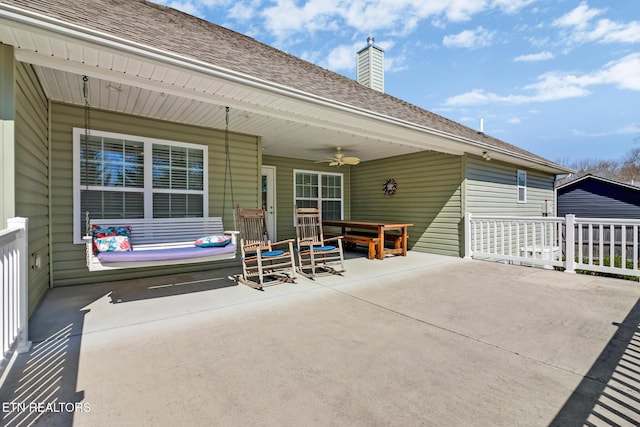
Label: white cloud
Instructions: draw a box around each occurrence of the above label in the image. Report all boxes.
[445,53,640,106]
[552,1,604,31]
[325,43,359,71]
[588,53,640,91]
[256,0,536,43]
[552,2,640,45]
[443,26,495,48]
[491,0,538,15]
[589,19,640,44]
[572,123,640,138]
[228,1,260,21]
[514,51,555,62]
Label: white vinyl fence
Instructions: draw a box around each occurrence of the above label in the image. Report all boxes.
[465,213,640,278]
[1,217,31,376]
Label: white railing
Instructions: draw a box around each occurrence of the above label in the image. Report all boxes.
[1,217,31,377]
[566,216,640,277]
[464,214,564,268]
[464,213,640,278]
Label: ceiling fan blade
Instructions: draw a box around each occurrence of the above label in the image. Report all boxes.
[342,157,360,165]
[314,159,333,163]
[329,161,340,167]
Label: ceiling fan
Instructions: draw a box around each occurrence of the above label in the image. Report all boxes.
[315,147,360,167]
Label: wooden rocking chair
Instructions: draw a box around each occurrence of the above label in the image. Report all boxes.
[294,206,345,278]
[233,205,296,290]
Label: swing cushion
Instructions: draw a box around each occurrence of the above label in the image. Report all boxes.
[92,225,132,255]
[97,244,236,263]
[195,235,232,247]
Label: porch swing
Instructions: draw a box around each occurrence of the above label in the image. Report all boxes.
[82,76,239,271]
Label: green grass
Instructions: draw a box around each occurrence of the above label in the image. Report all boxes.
[555,255,640,282]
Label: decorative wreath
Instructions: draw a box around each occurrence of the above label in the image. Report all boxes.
[382,178,397,196]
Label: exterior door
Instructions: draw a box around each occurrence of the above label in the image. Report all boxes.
[262,166,276,240]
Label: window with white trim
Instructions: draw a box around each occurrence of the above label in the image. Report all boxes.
[517,170,527,203]
[73,128,208,242]
[294,170,343,220]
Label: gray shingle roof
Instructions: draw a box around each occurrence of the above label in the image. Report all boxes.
[3,0,561,167]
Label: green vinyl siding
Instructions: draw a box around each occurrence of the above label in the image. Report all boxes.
[50,103,259,286]
[350,151,463,256]
[262,155,351,241]
[14,60,50,313]
[465,155,555,216]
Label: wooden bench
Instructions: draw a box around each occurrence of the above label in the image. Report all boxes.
[351,232,403,249]
[84,217,238,271]
[327,233,379,260]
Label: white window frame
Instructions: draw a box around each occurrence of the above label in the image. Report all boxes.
[293,169,344,220]
[73,128,208,243]
[517,169,527,203]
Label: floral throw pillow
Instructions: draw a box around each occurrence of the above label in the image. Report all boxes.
[195,235,232,247]
[94,235,132,253]
[92,225,132,255]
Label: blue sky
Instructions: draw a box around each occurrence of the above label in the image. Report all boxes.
[155,0,640,164]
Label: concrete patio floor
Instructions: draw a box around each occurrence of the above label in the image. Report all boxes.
[1,251,640,426]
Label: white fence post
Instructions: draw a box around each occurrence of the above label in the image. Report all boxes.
[6,217,31,353]
[464,213,472,259]
[564,214,576,274]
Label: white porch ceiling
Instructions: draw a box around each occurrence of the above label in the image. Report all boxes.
[31,56,445,162]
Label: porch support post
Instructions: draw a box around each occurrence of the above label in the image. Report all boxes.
[564,214,576,274]
[463,212,472,259]
[7,217,32,353]
[0,44,16,226]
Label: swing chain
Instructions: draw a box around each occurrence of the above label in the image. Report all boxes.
[222,106,236,229]
[82,76,90,191]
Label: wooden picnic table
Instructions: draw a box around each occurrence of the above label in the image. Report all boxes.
[323,220,413,260]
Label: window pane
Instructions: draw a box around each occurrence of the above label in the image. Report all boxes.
[321,201,341,220]
[296,200,318,209]
[296,172,318,198]
[81,190,144,219]
[188,149,204,191]
[517,171,526,187]
[517,170,526,202]
[81,135,143,188]
[171,146,187,190]
[153,145,204,191]
[153,193,203,218]
[295,171,342,220]
[80,190,143,237]
[322,175,341,199]
[262,175,268,209]
[153,145,171,189]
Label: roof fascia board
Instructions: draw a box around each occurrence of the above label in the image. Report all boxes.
[557,174,640,192]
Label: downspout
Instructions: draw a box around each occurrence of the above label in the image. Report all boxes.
[460,153,468,257]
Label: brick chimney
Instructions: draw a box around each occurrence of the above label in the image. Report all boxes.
[356,36,384,92]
